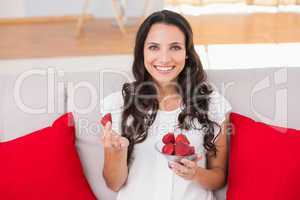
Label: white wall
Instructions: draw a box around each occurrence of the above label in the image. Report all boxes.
[23,0,86,17]
[0,0,25,18]
[0,0,164,18]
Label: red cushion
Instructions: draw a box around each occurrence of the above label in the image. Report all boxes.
[227,112,300,200]
[0,113,96,200]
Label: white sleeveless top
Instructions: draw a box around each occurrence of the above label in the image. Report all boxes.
[100,90,231,200]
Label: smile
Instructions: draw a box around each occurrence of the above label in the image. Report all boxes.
[154,65,175,72]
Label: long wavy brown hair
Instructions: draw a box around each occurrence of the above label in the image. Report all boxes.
[121,10,220,166]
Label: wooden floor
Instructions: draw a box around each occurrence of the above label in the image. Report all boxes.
[0,13,300,59]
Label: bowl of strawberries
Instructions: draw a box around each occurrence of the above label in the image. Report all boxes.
[155,132,197,165]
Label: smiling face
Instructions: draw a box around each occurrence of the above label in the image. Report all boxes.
[143,23,187,87]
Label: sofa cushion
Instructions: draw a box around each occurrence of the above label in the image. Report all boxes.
[207,67,300,130]
[227,112,300,200]
[207,67,300,200]
[63,70,133,200]
[0,113,96,200]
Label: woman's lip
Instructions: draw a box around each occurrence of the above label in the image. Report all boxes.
[154,65,175,74]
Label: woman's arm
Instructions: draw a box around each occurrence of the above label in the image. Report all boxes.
[170,116,229,190]
[192,117,228,190]
[101,122,129,192]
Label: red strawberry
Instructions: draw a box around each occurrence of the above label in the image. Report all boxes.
[189,146,195,155]
[101,113,112,126]
[175,142,191,156]
[162,143,175,155]
[162,132,175,144]
[175,134,190,145]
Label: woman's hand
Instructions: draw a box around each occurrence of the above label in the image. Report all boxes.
[100,121,129,150]
[101,120,129,192]
[169,154,203,181]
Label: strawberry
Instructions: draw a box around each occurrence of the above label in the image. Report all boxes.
[162,143,174,155]
[175,142,191,156]
[101,113,112,126]
[162,132,175,144]
[175,134,190,145]
[189,146,195,155]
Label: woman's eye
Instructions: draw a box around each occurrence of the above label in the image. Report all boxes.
[171,46,182,50]
[149,46,158,50]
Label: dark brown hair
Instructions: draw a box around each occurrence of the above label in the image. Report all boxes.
[121,10,220,166]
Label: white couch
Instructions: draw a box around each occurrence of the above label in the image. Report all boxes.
[1,67,299,200]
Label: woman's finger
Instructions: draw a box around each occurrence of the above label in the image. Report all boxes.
[103,121,112,135]
[170,162,188,174]
[119,136,129,149]
[180,159,196,169]
[110,133,120,148]
[173,168,187,177]
[102,126,113,148]
[103,134,112,148]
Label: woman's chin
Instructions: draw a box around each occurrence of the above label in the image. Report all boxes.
[153,77,177,86]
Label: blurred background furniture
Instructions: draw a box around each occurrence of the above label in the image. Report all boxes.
[75,0,152,36]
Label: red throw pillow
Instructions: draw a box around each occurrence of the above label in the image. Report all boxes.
[0,113,96,200]
[227,112,300,200]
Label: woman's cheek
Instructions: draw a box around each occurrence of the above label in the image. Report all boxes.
[173,51,186,63]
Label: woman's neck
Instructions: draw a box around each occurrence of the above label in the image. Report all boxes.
[156,82,182,111]
[156,81,178,97]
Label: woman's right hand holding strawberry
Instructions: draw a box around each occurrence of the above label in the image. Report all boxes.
[101,114,129,192]
[100,121,129,151]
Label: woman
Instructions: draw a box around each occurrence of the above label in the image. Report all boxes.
[100,10,231,200]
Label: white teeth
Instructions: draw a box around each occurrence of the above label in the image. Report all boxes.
[154,65,174,71]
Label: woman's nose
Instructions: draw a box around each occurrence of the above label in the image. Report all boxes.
[158,50,171,64]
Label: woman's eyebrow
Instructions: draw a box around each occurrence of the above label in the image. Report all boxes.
[146,42,184,46]
[170,42,184,45]
[145,42,159,46]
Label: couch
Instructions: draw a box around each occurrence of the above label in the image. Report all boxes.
[1,67,299,200]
